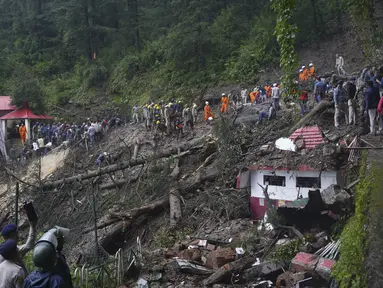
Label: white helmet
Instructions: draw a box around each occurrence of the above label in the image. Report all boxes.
[273,83,277,87]
[205,101,209,105]
[299,69,303,72]
[309,63,313,67]
[302,66,306,69]
[222,93,226,96]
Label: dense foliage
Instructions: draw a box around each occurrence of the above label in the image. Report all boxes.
[0,0,377,111]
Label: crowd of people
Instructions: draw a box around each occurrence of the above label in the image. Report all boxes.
[0,215,73,287]
[131,99,198,138]
[10,117,125,165]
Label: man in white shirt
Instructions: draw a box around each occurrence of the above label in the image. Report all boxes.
[271,83,280,110]
[336,54,346,76]
[0,240,26,288]
[241,88,248,105]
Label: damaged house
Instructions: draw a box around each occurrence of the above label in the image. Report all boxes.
[238,126,346,220]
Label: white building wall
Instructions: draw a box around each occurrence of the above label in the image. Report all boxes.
[250,170,338,201]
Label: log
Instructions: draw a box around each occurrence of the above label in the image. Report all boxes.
[42,137,207,189]
[97,164,220,246]
[289,100,333,134]
[169,189,182,228]
[99,177,138,190]
[203,255,255,286]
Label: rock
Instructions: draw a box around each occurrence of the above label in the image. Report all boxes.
[290,252,319,273]
[252,280,273,288]
[314,231,328,240]
[311,236,328,250]
[175,259,213,276]
[205,247,236,269]
[315,258,336,280]
[276,238,293,248]
[241,261,284,281]
[178,248,202,262]
[206,244,216,251]
[276,271,307,287]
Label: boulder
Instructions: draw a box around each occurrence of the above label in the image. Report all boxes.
[205,247,236,269]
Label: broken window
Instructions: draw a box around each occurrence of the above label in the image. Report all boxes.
[296,177,321,188]
[264,175,286,187]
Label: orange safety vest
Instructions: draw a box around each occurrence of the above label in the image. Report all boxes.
[309,67,316,78]
[265,86,272,97]
[220,96,229,113]
[249,91,256,103]
[204,105,214,120]
[302,69,309,81]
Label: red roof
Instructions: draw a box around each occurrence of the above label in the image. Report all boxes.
[289,125,324,149]
[0,96,16,111]
[0,103,53,120]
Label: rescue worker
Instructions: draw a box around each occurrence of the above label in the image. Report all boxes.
[336,54,346,76]
[309,63,316,78]
[346,77,357,125]
[298,69,304,82]
[192,103,198,123]
[19,124,27,146]
[249,89,257,104]
[240,88,248,105]
[271,83,280,111]
[132,105,140,124]
[365,80,380,135]
[174,116,183,140]
[220,93,229,114]
[265,84,272,98]
[333,80,349,128]
[23,227,69,288]
[204,102,214,125]
[142,104,149,130]
[0,240,26,288]
[302,66,309,81]
[182,105,194,132]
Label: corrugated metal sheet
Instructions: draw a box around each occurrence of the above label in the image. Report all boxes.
[289,125,324,149]
[280,197,309,209]
[0,96,16,111]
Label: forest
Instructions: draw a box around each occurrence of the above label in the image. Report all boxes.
[0,0,379,113]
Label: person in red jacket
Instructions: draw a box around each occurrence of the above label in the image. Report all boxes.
[377,95,383,134]
[299,88,309,116]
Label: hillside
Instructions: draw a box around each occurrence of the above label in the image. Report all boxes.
[0,0,383,287]
[0,0,380,117]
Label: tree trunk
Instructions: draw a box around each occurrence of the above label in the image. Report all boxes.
[42,137,208,189]
[289,100,332,134]
[169,189,182,228]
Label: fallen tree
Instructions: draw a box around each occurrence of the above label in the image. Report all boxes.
[289,100,333,134]
[42,137,209,189]
[97,164,220,248]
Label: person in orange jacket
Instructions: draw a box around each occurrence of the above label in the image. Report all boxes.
[265,84,272,98]
[19,123,27,146]
[249,89,257,104]
[298,69,304,82]
[308,63,316,78]
[204,101,214,124]
[220,93,229,113]
[302,66,309,81]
